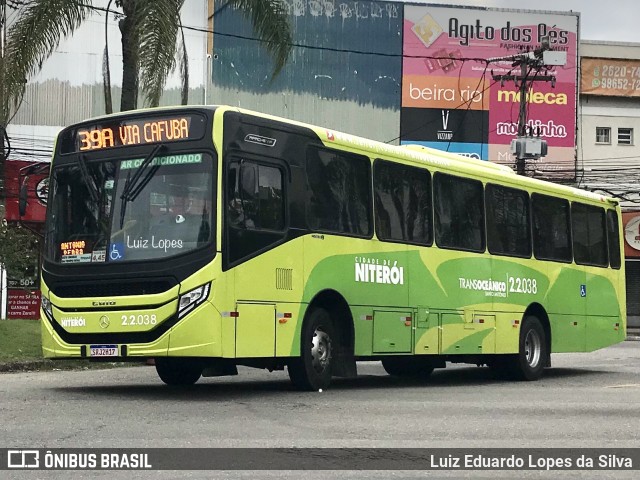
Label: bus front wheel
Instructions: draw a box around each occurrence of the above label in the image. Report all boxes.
[288,307,334,391]
[155,358,202,386]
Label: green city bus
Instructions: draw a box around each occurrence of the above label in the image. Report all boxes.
[39,105,626,390]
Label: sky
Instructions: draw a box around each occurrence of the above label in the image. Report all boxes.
[398,0,640,43]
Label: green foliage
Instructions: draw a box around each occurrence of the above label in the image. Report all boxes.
[0,216,40,281]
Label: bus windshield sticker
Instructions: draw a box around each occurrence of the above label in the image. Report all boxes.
[119,153,203,170]
[244,134,277,147]
[126,235,184,253]
[109,243,125,261]
[61,254,92,264]
[91,250,106,262]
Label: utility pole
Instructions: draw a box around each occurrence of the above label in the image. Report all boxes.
[491,37,567,175]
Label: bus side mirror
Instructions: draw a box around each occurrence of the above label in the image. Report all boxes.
[19,177,29,217]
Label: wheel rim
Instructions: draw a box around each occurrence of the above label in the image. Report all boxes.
[311,327,331,374]
[524,329,542,368]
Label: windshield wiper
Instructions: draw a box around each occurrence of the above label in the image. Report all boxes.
[119,144,166,228]
[77,154,100,204]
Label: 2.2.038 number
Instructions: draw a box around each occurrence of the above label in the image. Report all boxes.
[508,277,537,294]
[121,314,157,326]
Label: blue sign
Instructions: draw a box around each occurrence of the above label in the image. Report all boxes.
[580,285,587,297]
[109,243,124,262]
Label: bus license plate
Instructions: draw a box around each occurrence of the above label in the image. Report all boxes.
[90,345,118,357]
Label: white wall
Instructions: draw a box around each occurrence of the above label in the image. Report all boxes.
[578,41,640,209]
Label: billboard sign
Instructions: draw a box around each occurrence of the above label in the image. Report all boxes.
[581,57,640,98]
[401,5,579,179]
[3,160,49,224]
[6,289,41,319]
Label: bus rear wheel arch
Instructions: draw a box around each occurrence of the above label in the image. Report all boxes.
[491,315,548,381]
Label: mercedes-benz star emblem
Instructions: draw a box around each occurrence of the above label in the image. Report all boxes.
[99,315,110,329]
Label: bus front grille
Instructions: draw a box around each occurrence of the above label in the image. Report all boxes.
[52,279,175,298]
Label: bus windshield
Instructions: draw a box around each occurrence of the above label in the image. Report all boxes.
[44,152,214,264]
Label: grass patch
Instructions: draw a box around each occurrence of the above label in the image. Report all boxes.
[0,320,139,372]
[0,319,42,362]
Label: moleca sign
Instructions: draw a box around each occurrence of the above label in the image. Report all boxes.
[624,216,640,251]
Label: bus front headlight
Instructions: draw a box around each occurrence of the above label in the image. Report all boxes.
[178,283,211,319]
[41,296,53,320]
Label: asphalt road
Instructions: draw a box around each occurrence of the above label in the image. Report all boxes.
[1,341,639,479]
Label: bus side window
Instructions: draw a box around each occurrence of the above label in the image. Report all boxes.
[434,173,484,252]
[306,147,371,236]
[374,159,432,245]
[240,162,258,229]
[572,202,607,267]
[227,162,245,227]
[228,160,284,231]
[607,210,621,269]
[486,184,531,257]
[532,194,572,263]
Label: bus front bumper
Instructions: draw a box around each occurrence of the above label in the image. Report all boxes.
[41,301,222,359]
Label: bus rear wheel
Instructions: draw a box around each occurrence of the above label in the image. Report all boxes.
[492,316,547,381]
[381,357,434,378]
[288,307,334,391]
[155,358,202,386]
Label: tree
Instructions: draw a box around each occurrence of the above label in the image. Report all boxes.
[0,0,291,210]
[0,206,40,284]
[2,0,292,116]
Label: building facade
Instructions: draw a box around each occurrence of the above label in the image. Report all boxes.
[578,41,640,329]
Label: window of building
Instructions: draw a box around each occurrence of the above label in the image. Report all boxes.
[596,127,611,144]
[374,160,432,246]
[434,173,485,252]
[618,128,633,145]
[486,184,531,257]
[572,202,607,267]
[306,147,371,236]
[532,194,572,262]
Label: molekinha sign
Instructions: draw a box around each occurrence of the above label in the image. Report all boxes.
[401,4,579,179]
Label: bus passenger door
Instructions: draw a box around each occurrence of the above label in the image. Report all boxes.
[235,302,275,358]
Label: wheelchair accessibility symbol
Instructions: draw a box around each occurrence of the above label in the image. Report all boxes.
[110,243,124,261]
[580,284,587,297]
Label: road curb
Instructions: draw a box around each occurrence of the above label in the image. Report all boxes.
[0,360,138,373]
[0,360,58,373]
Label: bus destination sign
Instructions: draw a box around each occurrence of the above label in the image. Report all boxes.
[60,114,206,153]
